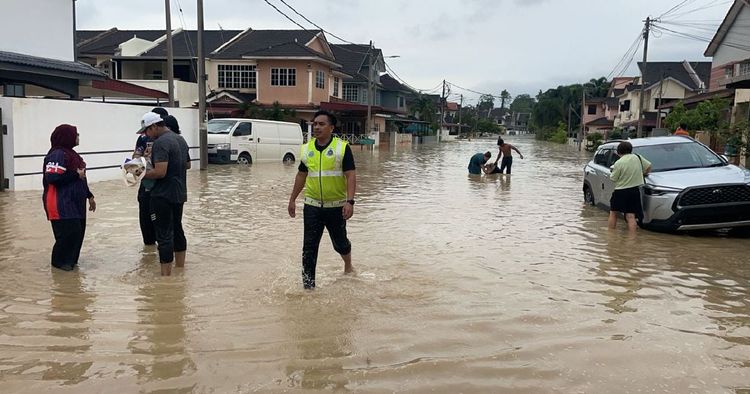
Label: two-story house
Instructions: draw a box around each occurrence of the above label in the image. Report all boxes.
[613,61,711,135]
[704,0,750,126]
[208,29,347,120]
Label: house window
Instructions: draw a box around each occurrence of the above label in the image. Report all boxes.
[398,96,405,108]
[725,66,734,78]
[3,83,24,97]
[587,105,597,115]
[342,121,362,134]
[271,68,296,86]
[333,77,340,97]
[218,64,257,89]
[343,84,359,102]
[316,70,325,89]
[739,62,750,76]
[620,100,631,112]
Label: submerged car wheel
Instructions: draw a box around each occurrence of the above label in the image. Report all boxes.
[283,153,295,163]
[583,186,595,206]
[237,153,252,165]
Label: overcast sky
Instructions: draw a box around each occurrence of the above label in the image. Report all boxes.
[76,0,732,104]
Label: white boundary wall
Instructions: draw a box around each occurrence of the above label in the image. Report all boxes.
[0,98,198,191]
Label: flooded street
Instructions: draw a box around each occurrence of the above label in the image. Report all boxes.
[1,137,749,393]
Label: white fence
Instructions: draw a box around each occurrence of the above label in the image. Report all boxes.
[0,97,198,191]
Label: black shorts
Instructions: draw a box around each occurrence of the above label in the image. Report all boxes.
[610,186,642,215]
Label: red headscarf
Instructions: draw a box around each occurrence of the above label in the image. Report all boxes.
[49,124,86,170]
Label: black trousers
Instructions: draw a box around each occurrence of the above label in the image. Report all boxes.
[302,204,352,288]
[499,156,513,174]
[138,185,156,245]
[150,197,186,264]
[50,218,86,269]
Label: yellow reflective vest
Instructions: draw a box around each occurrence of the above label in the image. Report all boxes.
[301,137,348,207]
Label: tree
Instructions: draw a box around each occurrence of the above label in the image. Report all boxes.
[530,77,611,139]
[410,95,437,124]
[477,94,495,118]
[500,90,511,109]
[509,94,535,114]
[664,98,730,135]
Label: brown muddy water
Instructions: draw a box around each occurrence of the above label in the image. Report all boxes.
[0,137,749,393]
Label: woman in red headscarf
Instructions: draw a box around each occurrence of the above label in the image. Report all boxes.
[42,124,96,271]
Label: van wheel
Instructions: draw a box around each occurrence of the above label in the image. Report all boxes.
[237,153,252,165]
[583,186,595,206]
[283,153,295,163]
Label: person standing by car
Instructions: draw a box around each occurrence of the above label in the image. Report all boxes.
[609,141,652,232]
[42,124,96,271]
[288,110,356,289]
[140,112,188,276]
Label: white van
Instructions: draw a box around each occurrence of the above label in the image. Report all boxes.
[207,118,303,164]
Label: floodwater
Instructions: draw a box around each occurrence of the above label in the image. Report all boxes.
[1,137,749,393]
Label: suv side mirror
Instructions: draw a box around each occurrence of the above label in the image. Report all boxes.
[721,154,729,162]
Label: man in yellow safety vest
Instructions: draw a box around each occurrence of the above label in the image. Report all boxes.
[288,110,356,289]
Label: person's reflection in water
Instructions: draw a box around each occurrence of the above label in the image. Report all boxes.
[284,291,357,390]
[42,270,94,385]
[595,231,652,314]
[127,255,195,387]
[498,174,511,191]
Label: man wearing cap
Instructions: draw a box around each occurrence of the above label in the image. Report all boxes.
[133,108,169,245]
[288,110,356,289]
[140,112,188,276]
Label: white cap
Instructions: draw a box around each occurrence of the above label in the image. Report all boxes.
[137,112,164,134]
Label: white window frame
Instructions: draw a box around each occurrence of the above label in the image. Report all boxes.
[739,62,750,77]
[343,84,359,102]
[271,68,297,87]
[218,64,257,89]
[315,70,325,89]
[333,77,340,97]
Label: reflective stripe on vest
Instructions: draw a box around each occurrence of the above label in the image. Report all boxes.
[301,137,348,204]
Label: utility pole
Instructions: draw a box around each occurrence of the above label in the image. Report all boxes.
[197,0,207,170]
[656,71,665,129]
[439,79,446,142]
[637,16,653,138]
[567,104,572,139]
[579,86,585,151]
[165,0,175,107]
[458,94,463,135]
[365,41,374,137]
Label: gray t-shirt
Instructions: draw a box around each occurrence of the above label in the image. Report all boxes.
[150,131,187,203]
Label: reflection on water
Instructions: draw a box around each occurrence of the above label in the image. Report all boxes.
[1,137,749,392]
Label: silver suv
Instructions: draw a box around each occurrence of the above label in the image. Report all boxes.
[583,136,750,232]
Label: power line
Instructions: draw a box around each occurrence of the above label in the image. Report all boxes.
[605,32,644,80]
[653,25,750,52]
[446,81,504,99]
[262,0,307,30]
[665,0,733,19]
[277,0,359,45]
[659,0,697,18]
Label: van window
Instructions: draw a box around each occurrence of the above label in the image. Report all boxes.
[233,122,252,136]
